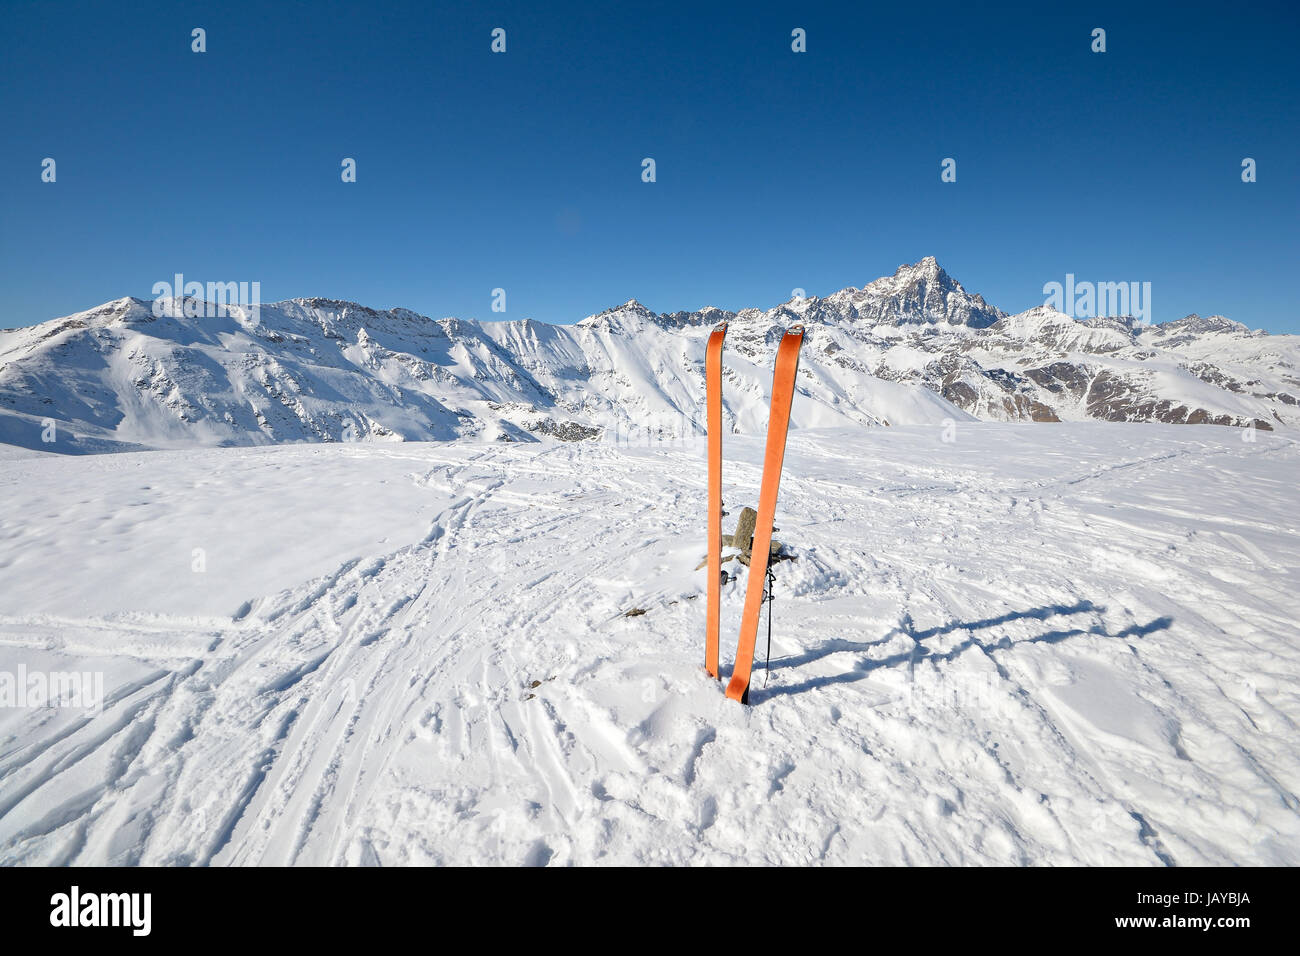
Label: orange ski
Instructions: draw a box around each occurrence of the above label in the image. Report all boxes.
[705,322,727,678]
[725,325,805,703]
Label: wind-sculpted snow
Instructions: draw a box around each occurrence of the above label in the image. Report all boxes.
[0,424,1296,864]
[2,259,1296,455]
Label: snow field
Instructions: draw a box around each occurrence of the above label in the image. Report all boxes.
[0,422,1297,865]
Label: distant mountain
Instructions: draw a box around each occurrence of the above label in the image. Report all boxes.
[821,256,1006,329]
[1,260,1296,454]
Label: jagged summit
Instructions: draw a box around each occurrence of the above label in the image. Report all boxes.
[881,255,945,286]
[822,258,1006,329]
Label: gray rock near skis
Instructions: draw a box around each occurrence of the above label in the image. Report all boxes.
[729,507,758,554]
[699,505,794,569]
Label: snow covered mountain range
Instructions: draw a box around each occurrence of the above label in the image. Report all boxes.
[2,258,1296,453]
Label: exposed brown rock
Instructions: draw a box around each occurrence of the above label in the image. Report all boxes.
[731,507,758,554]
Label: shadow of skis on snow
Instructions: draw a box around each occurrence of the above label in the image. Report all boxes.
[753,600,1173,702]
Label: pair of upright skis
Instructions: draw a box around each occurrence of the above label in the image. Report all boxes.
[705,322,806,704]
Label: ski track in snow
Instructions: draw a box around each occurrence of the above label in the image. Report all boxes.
[0,423,1297,865]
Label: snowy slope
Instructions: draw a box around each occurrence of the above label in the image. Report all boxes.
[0,423,1297,865]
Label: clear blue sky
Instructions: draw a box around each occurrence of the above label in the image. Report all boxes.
[2,0,1297,331]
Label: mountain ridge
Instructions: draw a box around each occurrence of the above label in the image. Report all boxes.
[2,260,1296,454]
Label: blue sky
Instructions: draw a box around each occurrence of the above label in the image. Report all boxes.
[2,0,1297,331]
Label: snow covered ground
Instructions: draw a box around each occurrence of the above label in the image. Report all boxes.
[0,422,1297,865]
